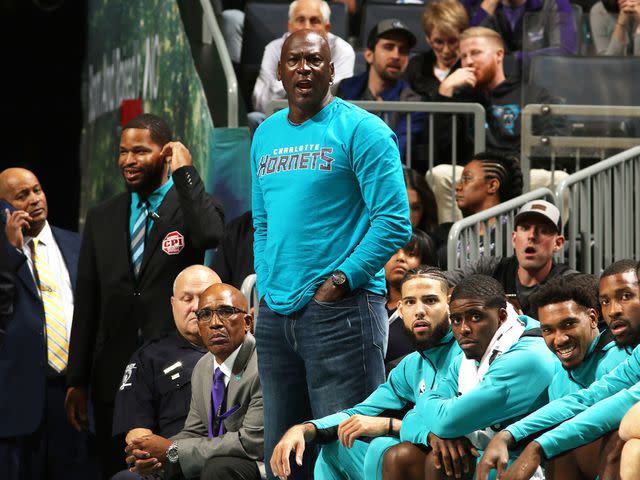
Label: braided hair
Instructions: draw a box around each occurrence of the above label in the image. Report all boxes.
[472,151,523,202]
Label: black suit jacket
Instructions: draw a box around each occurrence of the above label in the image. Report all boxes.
[0,224,80,437]
[67,166,224,403]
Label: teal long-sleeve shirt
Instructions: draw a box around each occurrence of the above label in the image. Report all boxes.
[507,343,639,458]
[251,98,412,315]
[310,331,462,437]
[400,317,557,447]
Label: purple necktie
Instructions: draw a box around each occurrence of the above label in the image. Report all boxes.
[209,367,226,438]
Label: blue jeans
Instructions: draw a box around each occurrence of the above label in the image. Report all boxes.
[256,290,388,480]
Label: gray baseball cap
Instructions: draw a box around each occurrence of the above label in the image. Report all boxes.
[367,18,417,50]
[514,200,561,233]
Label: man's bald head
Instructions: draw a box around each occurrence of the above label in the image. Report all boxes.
[171,265,221,346]
[281,29,332,63]
[198,283,248,312]
[0,167,48,236]
[197,283,252,362]
[173,265,221,295]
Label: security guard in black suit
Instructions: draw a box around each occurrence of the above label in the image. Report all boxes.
[66,114,225,479]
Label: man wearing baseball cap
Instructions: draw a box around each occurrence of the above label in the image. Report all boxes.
[445,199,577,317]
[337,19,424,164]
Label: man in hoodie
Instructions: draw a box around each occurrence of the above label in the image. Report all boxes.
[438,26,557,155]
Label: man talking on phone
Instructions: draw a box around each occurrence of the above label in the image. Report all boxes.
[445,200,576,317]
[65,113,225,478]
[0,168,97,479]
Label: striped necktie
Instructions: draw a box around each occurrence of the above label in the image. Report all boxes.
[131,201,149,278]
[31,238,68,372]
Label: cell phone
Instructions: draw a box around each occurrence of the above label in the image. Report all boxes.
[0,200,15,223]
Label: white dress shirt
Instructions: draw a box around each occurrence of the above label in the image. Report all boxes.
[22,221,74,338]
[212,342,243,387]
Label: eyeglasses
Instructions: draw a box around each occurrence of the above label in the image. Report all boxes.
[195,306,247,324]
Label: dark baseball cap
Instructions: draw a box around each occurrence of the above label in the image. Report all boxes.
[367,18,417,50]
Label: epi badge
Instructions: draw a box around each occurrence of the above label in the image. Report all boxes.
[418,379,427,396]
[162,231,185,255]
[119,363,136,390]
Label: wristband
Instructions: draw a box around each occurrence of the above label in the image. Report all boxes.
[388,418,394,435]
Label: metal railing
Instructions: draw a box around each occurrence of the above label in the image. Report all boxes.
[240,273,259,324]
[521,104,640,191]
[266,99,485,221]
[554,145,640,274]
[200,0,239,127]
[447,188,555,269]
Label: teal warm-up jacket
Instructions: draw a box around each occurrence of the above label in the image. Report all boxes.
[507,343,639,458]
[548,330,630,401]
[400,316,557,449]
[310,331,462,436]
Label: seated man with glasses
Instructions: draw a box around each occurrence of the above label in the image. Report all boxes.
[125,283,264,480]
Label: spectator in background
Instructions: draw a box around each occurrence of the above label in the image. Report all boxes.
[429,27,567,223]
[384,229,438,369]
[337,19,424,164]
[438,27,558,155]
[431,151,523,266]
[211,210,255,290]
[403,167,438,236]
[0,168,95,480]
[250,0,355,127]
[110,265,220,480]
[125,283,263,480]
[590,0,640,54]
[462,0,577,62]
[65,114,225,478]
[444,199,576,317]
[405,0,473,173]
[251,29,411,479]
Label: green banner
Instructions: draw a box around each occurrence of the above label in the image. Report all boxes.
[81,0,251,225]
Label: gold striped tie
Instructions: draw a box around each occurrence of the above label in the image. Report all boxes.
[31,239,68,372]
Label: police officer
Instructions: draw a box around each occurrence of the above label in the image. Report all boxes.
[111,265,220,479]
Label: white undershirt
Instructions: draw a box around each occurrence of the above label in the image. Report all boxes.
[22,221,74,338]
[433,66,450,83]
[213,343,243,387]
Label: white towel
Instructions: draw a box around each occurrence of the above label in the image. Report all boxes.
[456,305,545,479]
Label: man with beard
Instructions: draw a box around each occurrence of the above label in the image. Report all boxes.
[270,266,460,480]
[437,26,558,156]
[65,113,225,478]
[336,19,424,164]
[476,259,640,480]
[383,274,556,480]
[251,29,411,480]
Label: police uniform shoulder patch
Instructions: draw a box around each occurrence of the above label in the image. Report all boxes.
[119,363,137,391]
[418,379,427,396]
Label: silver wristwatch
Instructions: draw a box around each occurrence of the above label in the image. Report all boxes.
[166,442,179,464]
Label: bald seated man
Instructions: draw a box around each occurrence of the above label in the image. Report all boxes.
[126,283,264,480]
[111,265,221,480]
[0,168,95,479]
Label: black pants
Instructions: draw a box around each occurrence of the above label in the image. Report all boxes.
[94,400,127,479]
[165,455,261,480]
[0,378,100,480]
